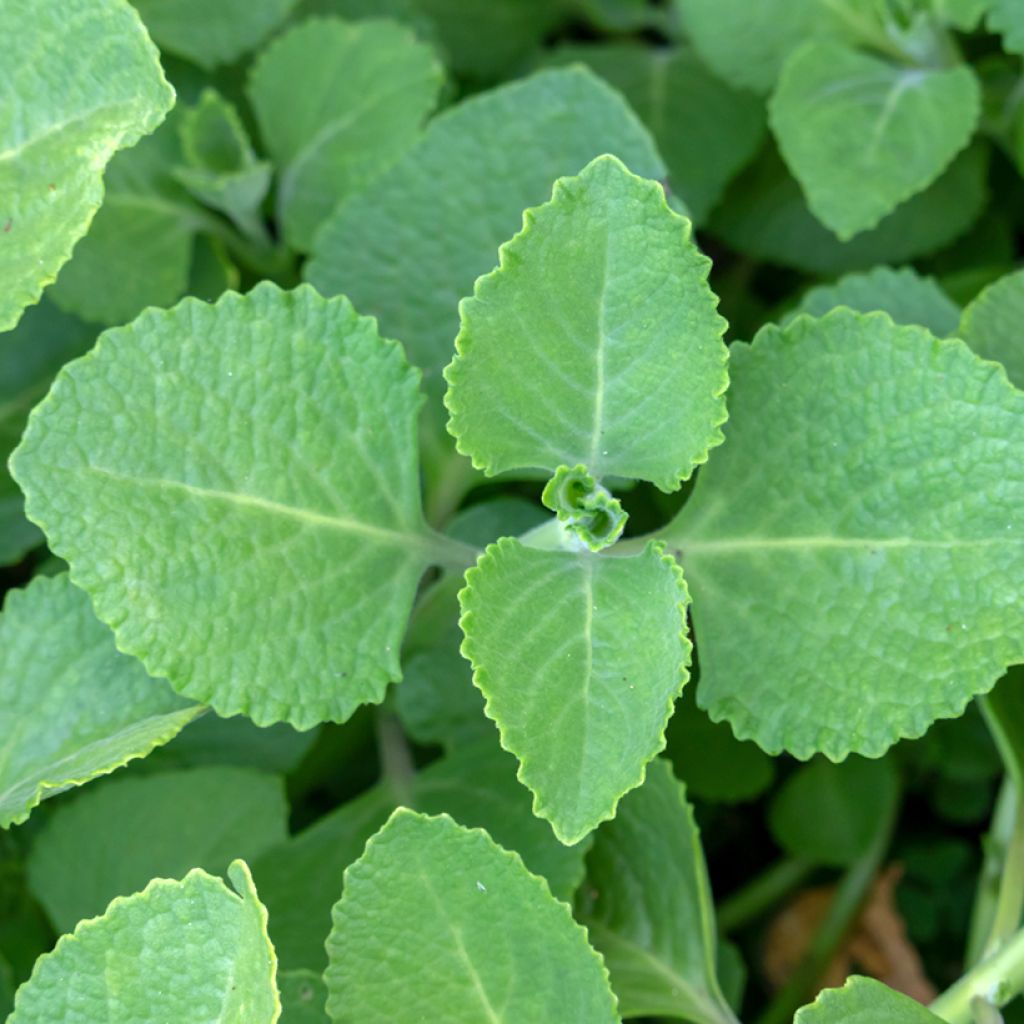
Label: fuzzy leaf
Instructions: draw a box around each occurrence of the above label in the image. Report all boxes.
[11,284,440,729]
[959,268,1024,388]
[445,156,728,491]
[794,976,946,1023]
[0,574,199,829]
[324,809,619,1023]
[460,538,690,844]
[8,861,279,1023]
[670,308,1024,760]
[0,0,173,330]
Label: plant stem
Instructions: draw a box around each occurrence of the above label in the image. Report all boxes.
[717,857,815,934]
[931,927,1024,1023]
[374,710,416,808]
[425,530,481,572]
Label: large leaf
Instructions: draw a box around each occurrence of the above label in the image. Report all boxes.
[0,0,173,330]
[667,308,1024,760]
[0,574,199,829]
[770,41,980,239]
[248,17,442,250]
[324,809,619,1022]
[11,284,449,729]
[795,976,946,1023]
[577,759,738,1024]
[8,861,279,1023]
[460,538,690,844]
[445,156,727,492]
[959,268,1024,388]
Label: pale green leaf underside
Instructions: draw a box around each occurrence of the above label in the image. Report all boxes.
[446,155,727,491]
[578,759,737,1024]
[959,268,1024,388]
[770,41,980,239]
[248,17,442,251]
[672,308,1024,760]
[324,810,618,1023]
[0,0,173,331]
[11,283,434,730]
[9,860,279,1024]
[0,574,199,829]
[795,976,946,1023]
[460,538,690,844]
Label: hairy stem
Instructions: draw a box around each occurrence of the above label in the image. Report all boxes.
[931,927,1024,1023]
[717,857,815,934]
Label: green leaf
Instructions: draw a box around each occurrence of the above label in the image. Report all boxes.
[959,268,1024,388]
[0,574,199,829]
[546,44,766,223]
[11,284,444,730]
[784,266,961,336]
[577,759,738,1024]
[28,766,288,933]
[280,971,328,1023]
[133,0,298,69]
[770,41,980,239]
[541,465,629,552]
[445,155,728,492]
[933,0,992,30]
[324,809,619,1023]
[460,538,690,844]
[989,0,1024,54]
[8,860,279,1024]
[0,0,174,331]
[248,17,442,251]
[668,308,1024,760]
[794,976,947,1023]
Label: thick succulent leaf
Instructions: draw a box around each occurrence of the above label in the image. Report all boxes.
[989,0,1024,53]
[959,268,1024,388]
[446,156,728,491]
[546,44,765,223]
[0,574,199,829]
[460,538,690,844]
[784,266,960,336]
[8,861,279,1023]
[11,284,438,729]
[770,42,980,239]
[280,971,329,1023]
[669,308,1024,760]
[324,809,619,1023]
[577,759,738,1024]
[0,0,173,330]
[794,976,946,1023]
[248,18,442,251]
[28,766,288,932]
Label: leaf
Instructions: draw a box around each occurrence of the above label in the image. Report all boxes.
[132,0,298,69]
[784,266,961,337]
[794,975,946,1023]
[933,0,991,30]
[28,765,288,933]
[541,465,629,552]
[460,538,690,844]
[546,44,766,223]
[445,155,728,492]
[248,17,443,251]
[959,268,1024,388]
[0,574,199,829]
[0,0,174,331]
[770,41,980,239]
[11,284,444,730]
[324,809,619,1023]
[989,0,1024,54]
[8,860,279,1024]
[668,308,1024,760]
[280,971,329,1023]
[577,759,738,1024]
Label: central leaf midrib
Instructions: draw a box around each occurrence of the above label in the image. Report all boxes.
[588,225,612,472]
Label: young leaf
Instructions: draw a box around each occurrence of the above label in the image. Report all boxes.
[280,971,328,1023]
[794,975,947,1023]
[11,284,442,730]
[770,42,981,239]
[28,766,288,933]
[0,574,199,829]
[0,0,173,330]
[8,861,279,1024]
[445,155,728,492]
[577,759,739,1024]
[959,268,1024,388]
[542,465,629,552]
[460,538,690,844]
[248,17,443,251]
[669,308,1024,760]
[324,809,619,1023]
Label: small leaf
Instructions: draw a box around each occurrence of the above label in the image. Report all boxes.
[8,860,279,1024]
[460,537,690,844]
[794,976,946,1023]
[445,155,728,492]
[280,970,328,1023]
[324,809,619,1023]
[770,41,980,239]
[0,0,173,330]
[542,465,628,552]
[0,574,199,829]
[959,267,1024,388]
[578,759,739,1024]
